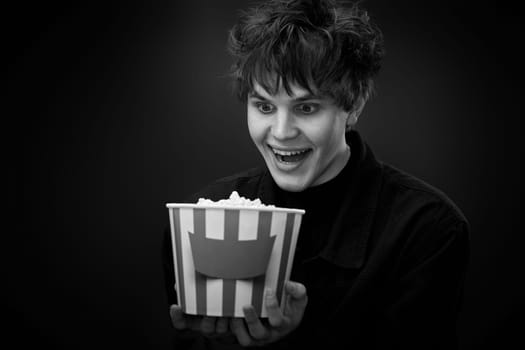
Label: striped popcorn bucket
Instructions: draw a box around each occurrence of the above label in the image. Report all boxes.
[166,203,305,317]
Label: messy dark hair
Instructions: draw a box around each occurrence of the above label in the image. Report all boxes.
[227,0,384,112]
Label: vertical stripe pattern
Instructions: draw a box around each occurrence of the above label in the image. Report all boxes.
[251,211,272,315]
[193,208,207,315]
[276,213,296,307]
[222,210,239,317]
[205,208,224,316]
[179,208,196,313]
[167,206,303,317]
[170,208,185,309]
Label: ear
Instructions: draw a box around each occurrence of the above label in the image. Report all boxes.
[346,97,366,131]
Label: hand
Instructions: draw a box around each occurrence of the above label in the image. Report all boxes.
[169,304,230,337]
[230,281,308,346]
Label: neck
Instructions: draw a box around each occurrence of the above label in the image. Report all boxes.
[310,144,351,188]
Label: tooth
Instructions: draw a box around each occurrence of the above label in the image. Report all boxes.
[272,148,307,156]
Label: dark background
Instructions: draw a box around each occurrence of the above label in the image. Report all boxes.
[8,0,524,349]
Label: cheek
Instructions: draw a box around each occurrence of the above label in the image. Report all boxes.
[308,120,345,158]
[306,122,339,149]
[247,113,265,145]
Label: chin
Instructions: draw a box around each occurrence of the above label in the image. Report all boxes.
[273,176,309,192]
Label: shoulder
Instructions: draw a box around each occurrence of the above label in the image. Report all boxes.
[377,163,470,252]
[377,163,470,263]
[184,167,266,203]
[380,163,468,227]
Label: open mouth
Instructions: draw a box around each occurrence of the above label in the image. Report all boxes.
[270,146,312,164]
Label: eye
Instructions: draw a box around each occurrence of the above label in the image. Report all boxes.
[255,102,276,114]
[295,103,319,115]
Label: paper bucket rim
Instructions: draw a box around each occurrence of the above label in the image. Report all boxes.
[166,203,305,214]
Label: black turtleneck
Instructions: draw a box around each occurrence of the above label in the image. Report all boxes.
[274,148,355,262]
[162,130,470,350]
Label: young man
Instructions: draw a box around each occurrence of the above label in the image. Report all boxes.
[163,0,470,348]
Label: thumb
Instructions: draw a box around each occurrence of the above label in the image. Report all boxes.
[283,281,308,322]
[285,281,307,301]
[169,304,187,330]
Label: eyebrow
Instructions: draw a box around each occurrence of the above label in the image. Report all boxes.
[248,90,321,102]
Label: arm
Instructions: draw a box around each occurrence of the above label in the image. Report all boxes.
[374,220,470,350]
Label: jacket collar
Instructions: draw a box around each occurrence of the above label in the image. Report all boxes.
[257,130,384,269]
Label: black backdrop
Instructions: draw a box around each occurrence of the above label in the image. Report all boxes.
[9,1,524,349]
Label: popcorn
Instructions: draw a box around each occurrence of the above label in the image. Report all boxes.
[197,191,275,208]
[166,191,305,317]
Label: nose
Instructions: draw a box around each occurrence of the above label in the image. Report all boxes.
[271,109,298,140]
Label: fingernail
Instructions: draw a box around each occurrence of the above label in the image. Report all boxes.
[265,288,274,298]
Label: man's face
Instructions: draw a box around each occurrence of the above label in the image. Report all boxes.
[247,82,353,192]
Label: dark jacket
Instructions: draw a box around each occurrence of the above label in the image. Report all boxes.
[162,130,470,349]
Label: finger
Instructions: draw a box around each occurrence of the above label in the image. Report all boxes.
[285,281,307,300]
[284,281,308,319]
[200,316,216,336]
[265,288,285,329]
[216,317,229,334]
[230,317,253,347]
[186,315,202,331]
[243,305,269,340]
[169,305,187,330]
